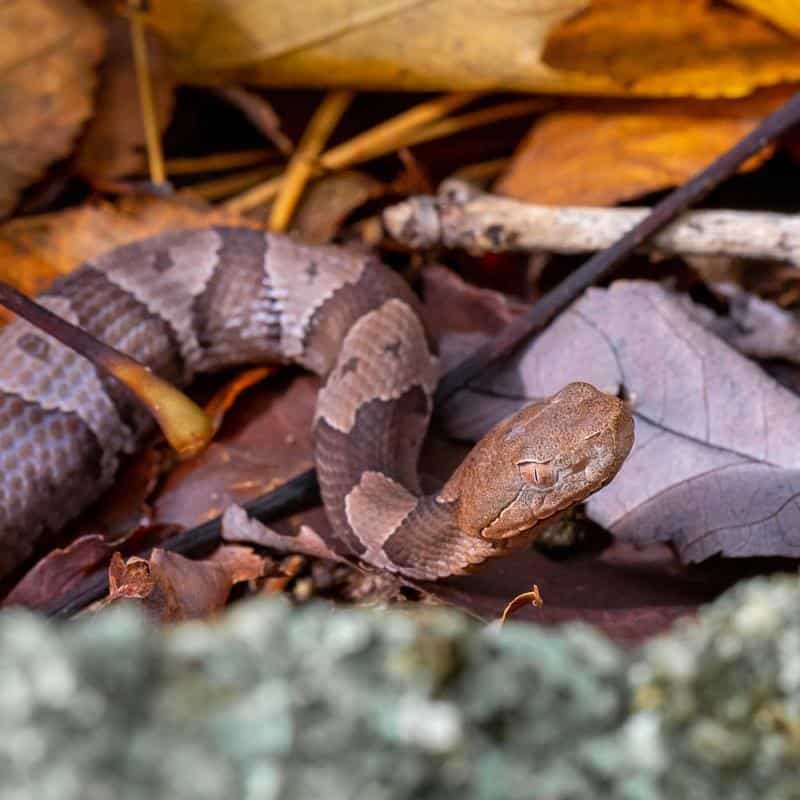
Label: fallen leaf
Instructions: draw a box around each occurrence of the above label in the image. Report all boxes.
[75,15,176,182]
[437,273,800,562]
[0,0,104,216]
[684,283,800,365]
[205,544,269,583]
[496,89,787,206]
[152,373,319,528]
[222,504,346,563]
[0,197,252,321]
[99,546,266,622]
[144,0,800,96]
[6,535,116,610]
[4,524,177,610]
[204,367,274,435]
[144,0,591,92]
[292,171,385,244]
[541,0,800,98]
[729,0,800,37]
[71,447,166,538]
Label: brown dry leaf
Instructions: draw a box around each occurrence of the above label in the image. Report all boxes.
[152,373,319,528]
[436,272,800,562]
[205,544,270,584]
[6,535,118,610]
[0,197,253,321]
[75,15,176,182]
[292,171,385,244]
[99,546,266,622]
[143,0,800,96]
[496,89,788,206]
[4,524,177,611]
[0,0,104,217]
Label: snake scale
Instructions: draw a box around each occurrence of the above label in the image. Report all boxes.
[0,227,634,581]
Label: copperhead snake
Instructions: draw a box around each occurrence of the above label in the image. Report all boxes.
[0,228,634,581]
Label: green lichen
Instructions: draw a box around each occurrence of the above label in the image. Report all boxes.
[1,576,800,799]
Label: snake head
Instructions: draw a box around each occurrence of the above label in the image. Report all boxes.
[438,382,634,541]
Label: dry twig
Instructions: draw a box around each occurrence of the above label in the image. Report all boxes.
[216,86,294,156]
[384,178,800,265]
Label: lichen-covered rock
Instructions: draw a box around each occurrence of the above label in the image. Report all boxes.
[628,576,800,800]
[1,576,800,799]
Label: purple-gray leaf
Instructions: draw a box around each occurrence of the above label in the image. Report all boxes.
[434,274,800,561]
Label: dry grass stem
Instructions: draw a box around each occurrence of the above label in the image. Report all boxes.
[269,90,354,231]
[318,92,479,171]
[128,8,166,186]
[181,165,282,201]
[162,150,277,176]
[224,92,477,213]
[404,99,551,148]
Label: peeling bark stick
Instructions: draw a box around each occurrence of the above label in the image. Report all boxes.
[384,179,800,265]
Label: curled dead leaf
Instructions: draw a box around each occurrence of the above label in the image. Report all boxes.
[98,546,267,622]
[499,584,544,627]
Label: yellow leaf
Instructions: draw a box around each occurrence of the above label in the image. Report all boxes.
[145,0,602,92]
[496,88,789,207]
[728,0,800,37]
[542,0,800,98]
[0,0,104,216]
[144,0,800,96]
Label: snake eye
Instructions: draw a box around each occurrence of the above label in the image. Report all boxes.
[518,461,558,488]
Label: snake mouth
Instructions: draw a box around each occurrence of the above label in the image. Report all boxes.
[478,486,566,541]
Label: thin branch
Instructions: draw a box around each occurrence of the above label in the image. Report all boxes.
[383,178,800,265]
[215,86,294,156]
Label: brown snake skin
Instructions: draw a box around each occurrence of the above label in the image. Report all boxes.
[0,228,634,580]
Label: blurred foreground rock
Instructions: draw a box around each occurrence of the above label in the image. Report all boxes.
[1,576,799,799]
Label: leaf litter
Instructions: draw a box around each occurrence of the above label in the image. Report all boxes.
[2,1,800,644]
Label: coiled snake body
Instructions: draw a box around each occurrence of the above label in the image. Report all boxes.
[0,228,633,580]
